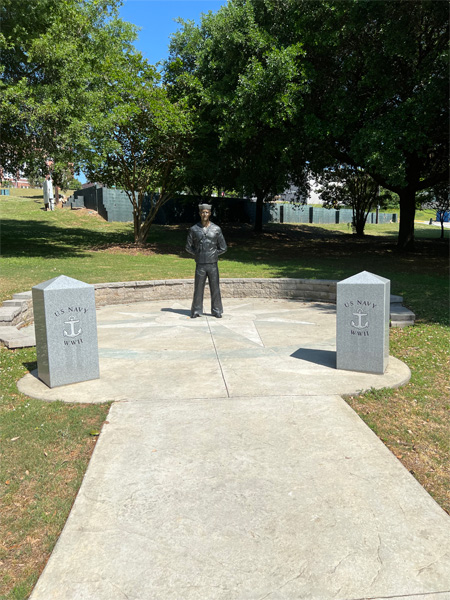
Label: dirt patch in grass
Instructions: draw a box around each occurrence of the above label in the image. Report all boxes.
[91,242,158,255]
[90,242,183,256]
[62,206,104,218]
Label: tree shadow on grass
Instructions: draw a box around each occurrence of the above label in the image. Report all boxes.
[6,217,446,264]
[1,218,133,259]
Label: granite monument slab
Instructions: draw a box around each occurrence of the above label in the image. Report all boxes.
[336,271,390,374]
[32,275,100,388]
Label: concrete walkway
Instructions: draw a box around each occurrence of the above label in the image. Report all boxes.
[418,220,450,228]
[20,298,450,600]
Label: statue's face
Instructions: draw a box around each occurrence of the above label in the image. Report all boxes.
[200,209,211,223]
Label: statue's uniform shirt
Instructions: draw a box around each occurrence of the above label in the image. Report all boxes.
[185,222,227,263]
[185,222,227,318]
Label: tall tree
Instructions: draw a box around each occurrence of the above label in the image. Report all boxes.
[291,0,449,250]
[165,3,309,232]
[316,165,382,237]
[81,54,193,245]
[0,0,137,177]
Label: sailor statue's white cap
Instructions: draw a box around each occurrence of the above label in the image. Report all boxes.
[198,203,212,211]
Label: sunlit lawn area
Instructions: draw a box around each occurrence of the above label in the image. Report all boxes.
[1,192,449,599]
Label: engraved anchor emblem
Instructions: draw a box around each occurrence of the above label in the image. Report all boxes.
[351,309,369,329]
[63,316,82,338]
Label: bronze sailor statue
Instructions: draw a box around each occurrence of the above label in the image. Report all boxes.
[186,204,227,318]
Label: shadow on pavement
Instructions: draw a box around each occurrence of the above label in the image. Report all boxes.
[160,307,191,317]
[290,348,337,368]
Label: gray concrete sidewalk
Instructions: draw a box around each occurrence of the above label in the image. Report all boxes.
[23,299,450,600]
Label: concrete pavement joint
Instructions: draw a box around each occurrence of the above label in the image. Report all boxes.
[349,590,450,599]
[206,315,231,398]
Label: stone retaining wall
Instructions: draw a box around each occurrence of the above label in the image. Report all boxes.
[93,278,338,306]
[3,279,337,327]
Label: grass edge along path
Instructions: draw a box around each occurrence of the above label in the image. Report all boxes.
[0,346,111,600]
[0,193,449,599]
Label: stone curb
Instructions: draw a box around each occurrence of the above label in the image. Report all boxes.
[0,278,415,348]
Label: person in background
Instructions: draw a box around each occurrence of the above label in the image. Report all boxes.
[43,174,54,211]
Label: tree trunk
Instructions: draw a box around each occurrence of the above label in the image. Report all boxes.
[397,188,416,251]
[354,219,365,236]
[138,211,155,246]
[134,211,141,244]
[254,192,264,233]
[353,206,366,236]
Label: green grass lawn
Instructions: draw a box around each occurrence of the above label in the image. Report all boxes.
[1,194,449,599]
[1,193,448,320]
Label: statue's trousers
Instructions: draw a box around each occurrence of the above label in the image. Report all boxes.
[191,262,223,317]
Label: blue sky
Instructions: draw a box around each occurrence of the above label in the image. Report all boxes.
[79,1,226,183]
[119,0,227,66]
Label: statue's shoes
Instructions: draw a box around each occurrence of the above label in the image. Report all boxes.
[191,313,200,318]
[213,313,222,318]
